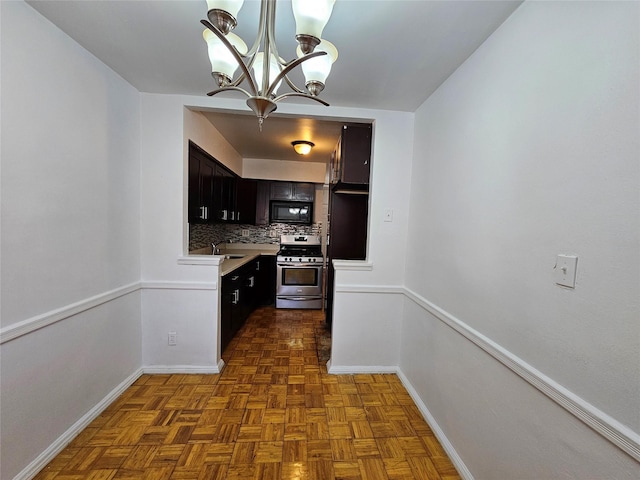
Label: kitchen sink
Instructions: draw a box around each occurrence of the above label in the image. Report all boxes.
[224,254,246,259]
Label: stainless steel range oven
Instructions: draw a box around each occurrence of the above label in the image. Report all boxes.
[276,235,323,309]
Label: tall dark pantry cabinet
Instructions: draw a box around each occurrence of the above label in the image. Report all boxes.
[325,123,373,325]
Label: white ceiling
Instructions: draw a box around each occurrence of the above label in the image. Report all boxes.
[26,0,522,162]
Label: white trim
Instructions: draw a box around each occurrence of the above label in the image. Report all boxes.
[217,358,226,372]
[402,286,640,463]
[396,369,474,480]
[177,255,222,266]
[13,368,144,480]
[334,284,403,294]
[0,282,140,344]
[332,260,374,271]
[327,364,398,375]
[143,364,223,374]
[141,281,217,291]
[1,281,223,345]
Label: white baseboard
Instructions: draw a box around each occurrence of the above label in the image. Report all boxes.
[327,364,399,375]
[395,369,474,480]
[140,281,217,291]
[14,368,144,480]
[142,364,223,375]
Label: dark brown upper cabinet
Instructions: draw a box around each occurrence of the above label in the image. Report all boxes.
[236,178,258,225]
[213,163,236,222]
[255,180,271,226]
[188,141,216,224]
[270,181,315,202]
[330,123,372,188]
[189,140,246,225]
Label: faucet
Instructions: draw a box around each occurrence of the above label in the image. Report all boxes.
[212,240,230,255]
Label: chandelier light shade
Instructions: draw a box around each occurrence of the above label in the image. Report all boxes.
[292,140,315,155]
[291,0,336,53]
[252,52,283,95]
[203,30,247,86]
[205,0,244,34]
[201,0,338,128]
[297,40,338,96]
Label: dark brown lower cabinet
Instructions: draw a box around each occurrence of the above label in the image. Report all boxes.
[220,256,275,352]
[220,273,240,352]
[256,256,276,306]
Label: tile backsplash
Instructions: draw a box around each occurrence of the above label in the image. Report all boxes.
[189,223,322,251]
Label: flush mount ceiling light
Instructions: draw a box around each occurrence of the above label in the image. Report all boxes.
[292,140,315,155]
[201,0,338,129]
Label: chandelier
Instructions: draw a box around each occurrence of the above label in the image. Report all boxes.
[201,0,338,128]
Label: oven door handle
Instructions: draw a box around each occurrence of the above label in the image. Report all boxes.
[277,263,323,268]
[280,296,322,301]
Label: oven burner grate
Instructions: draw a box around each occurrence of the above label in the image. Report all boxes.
[277,246,322,257]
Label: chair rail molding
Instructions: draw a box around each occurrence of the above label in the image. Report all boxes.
[403,286,640,463]
[0,282,140,344]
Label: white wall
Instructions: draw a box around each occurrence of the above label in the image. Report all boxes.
[184,108,243,176]
[402,1,640,478]
[243,157,327,183]
[0,2,142,478]
[139,96,224,370]
[327,110,415,370]
[139,94,414,374]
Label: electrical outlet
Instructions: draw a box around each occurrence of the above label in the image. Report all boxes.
[168,332,177,346]
[242,229,250,237]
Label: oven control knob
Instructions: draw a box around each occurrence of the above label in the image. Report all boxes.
[299,258,302,262]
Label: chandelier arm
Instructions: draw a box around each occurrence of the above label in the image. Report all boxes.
[206,85,253,98]
[229,51,260,88]
[282,74,307,94]
[265,50,327,97]
[259,0,279,95]
[244,0,268,58]
[272,92,330,107]
[265,0,283,67]
[201,19,259,96]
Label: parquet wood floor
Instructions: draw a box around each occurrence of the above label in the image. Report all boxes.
[34,307,460,480]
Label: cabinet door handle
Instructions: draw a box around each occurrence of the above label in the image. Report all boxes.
[232,289,240,304]
[256,261,260,271]
[248,276,255,288]
[200,206,206,220]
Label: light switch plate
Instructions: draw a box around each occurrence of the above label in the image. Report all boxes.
[384,209,393,222]
[554,255,578,288]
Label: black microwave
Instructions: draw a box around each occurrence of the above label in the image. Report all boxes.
[270,201,313,224]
